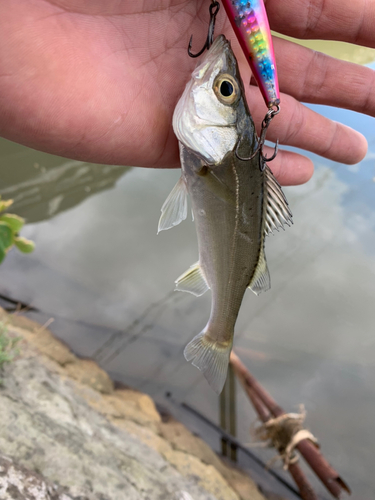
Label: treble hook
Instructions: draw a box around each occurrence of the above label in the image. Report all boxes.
[235,105,280,170]
[188,1,220,58]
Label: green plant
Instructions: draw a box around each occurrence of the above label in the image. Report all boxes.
[0,322,20,375]
[0,196,35,264]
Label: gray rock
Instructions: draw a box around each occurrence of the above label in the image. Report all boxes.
[0,454,75,500]
[0,356,218,500]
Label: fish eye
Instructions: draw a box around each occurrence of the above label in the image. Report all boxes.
[220,80,234,97]
[213,74,240,105]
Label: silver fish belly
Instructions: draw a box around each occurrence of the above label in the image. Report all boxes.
[158,35,292,393]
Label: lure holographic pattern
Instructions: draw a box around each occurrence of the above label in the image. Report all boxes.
[222,0,280,107]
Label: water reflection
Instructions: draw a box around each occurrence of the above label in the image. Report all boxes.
[0,144,129,223]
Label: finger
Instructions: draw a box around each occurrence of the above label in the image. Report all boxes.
[274,36,375,117]
[247,89,368,165]
[225,27,369,165]
[262,147,314,186]
[266,0,375,47]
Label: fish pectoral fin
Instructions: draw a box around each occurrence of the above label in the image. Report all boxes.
[175,262,209,297]
[248,248,270,295]
[158,176,188,233]
[184,330,233,394]
[264,165,293,236]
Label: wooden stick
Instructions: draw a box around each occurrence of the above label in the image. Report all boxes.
[230,351,351,498]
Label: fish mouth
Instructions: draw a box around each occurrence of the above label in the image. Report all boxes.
[209,34,230,52]
[204,35,231,61]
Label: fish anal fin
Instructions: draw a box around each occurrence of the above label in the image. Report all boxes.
[175,262,209,297]
[184,329,233,394]
[158,176,188,233]
[264,165,293,236]
[248,248,270,295]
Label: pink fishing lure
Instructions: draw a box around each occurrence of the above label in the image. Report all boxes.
[222,0,280,108]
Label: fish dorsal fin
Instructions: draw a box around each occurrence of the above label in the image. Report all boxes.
[264,165,293,236]
[158,176,188,233]
[248,247,270,295]
[175,262,210,297]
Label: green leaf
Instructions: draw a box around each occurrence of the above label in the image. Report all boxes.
[0,213,24,233]
[0,198,13,213]
[0,222,13,250]
[0,246,5,264]
[14,236,35,254]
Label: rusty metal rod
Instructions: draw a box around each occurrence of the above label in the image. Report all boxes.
[230,351,351,498]
[244,383,318,500]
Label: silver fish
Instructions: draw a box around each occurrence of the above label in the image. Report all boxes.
[158,35,292,393]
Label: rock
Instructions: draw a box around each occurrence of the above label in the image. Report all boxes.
[0,455,75,500]
[119,419,172,456]
[78,386,161,430]
[117,389,161,423]
[159,418,265,500]
[0,307,267,500]
[160,418,226,471]
[64,358,114,394]
[163,448,240,500]
[221,466,267,500]
[6,314,76,366]
[0,357,217,500]
[7,314,113,394]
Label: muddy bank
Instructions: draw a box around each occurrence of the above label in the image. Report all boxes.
[0,308,268,500]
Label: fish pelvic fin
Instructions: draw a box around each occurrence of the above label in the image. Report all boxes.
[184,329,233,394]
[158,176,188,233]
[248,246,270,295]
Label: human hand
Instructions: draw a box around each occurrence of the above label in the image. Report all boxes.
[0,1,373,186]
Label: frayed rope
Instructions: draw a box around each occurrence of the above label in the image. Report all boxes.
[251,405,319,469]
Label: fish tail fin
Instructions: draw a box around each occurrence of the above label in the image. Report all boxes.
[184,329,233,394]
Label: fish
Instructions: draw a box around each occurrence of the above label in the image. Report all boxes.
[158,35,292,393]
[222,0,280,108]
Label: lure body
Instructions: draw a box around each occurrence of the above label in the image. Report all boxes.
[222,0,280,107]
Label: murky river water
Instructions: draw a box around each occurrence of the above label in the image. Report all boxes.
[0,41,374,499]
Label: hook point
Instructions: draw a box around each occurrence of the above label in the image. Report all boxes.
[262,139,279,163]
